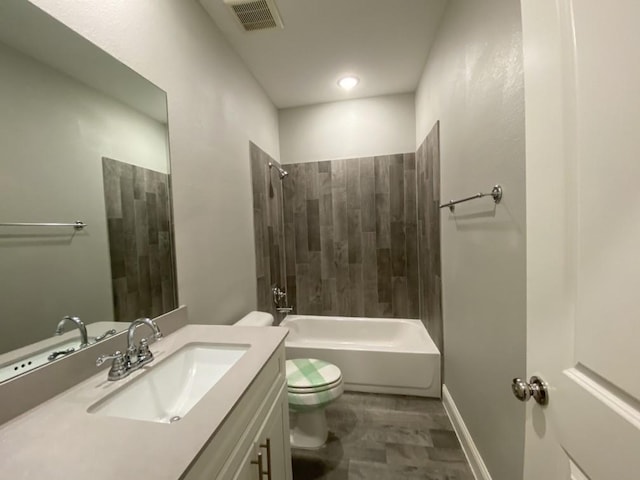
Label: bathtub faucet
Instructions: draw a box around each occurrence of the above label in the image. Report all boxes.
[272,285,288,308]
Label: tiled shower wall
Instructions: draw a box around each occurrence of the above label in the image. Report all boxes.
[282,155,419,318]
[249,142,286,320]
[102,157,177,322]
[417,122,443,353]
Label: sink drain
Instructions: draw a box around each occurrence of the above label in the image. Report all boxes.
[169,416,181,423]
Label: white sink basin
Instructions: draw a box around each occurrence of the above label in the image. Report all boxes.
[88,343,248,424]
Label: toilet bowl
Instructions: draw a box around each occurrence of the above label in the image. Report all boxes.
[286,358,343,449]
[234,312,344,449]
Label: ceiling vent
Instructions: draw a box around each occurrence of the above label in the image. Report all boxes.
[224,0,284,32]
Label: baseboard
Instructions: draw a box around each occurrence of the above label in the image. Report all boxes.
[442,385,493,480]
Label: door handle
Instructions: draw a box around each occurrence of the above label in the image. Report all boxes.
[251,451,264,479]
[512,376,549,405]
[259,438,272,480]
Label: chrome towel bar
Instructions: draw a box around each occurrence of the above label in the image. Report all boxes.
[0,221,86,230]
[439,185,503,212]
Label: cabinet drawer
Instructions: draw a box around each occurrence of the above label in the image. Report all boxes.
[182,344,285,480]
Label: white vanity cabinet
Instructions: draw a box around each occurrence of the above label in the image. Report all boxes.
[183,343,293,480]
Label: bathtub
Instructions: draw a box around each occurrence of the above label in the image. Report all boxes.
[280,315,441,398]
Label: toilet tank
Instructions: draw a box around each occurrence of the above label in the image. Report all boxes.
[235,311,274,326]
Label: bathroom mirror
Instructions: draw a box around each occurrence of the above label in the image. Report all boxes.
[0,0,177,382]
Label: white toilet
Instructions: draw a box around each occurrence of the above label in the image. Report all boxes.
[235,311,344,449]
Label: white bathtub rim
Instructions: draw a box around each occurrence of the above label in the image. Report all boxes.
[281,315,440,355]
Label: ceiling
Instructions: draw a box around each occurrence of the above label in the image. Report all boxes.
[199,0,448,109]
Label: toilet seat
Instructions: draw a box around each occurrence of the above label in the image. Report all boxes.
[286,358,342,389]
[286,359,344,413]
[287,377,343,394]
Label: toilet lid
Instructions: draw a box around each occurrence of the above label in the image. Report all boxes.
[286,358,342,391]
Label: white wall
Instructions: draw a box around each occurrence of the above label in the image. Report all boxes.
[28,0,281,325]
[415,1,526,479]
[279,93,415,164]
[0,41,169,353]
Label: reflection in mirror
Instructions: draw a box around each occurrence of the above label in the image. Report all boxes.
[0,0,177,382]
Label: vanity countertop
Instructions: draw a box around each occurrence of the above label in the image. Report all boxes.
[0,324,288,480]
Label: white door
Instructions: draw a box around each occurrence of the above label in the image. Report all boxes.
[522,0,640,479]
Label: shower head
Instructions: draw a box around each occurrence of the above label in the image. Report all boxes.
[269,162,288,179]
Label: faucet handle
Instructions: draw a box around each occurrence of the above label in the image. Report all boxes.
[137,338,154,364]
[96,351,124,367]
[94,329,117,342]
[96,351,128,381]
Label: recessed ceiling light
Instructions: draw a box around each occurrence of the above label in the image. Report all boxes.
[338,76,359,91]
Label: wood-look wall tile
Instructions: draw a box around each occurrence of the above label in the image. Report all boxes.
[322,278,337,315]
[320,226,335,279]
[287,274,297,310]
[112,277,127,322]
[346,158,361,210]
[257,276,268,312]
[306,163,319,201]
[319,171,332,196]
[102,158,123,219]
[377,248,392,303]
[389,154,405,223]
[347,209,362,264]
[331,159,346,188]
[294,212,309,263]
[250,143,288,317]
[296,263,309,314]
[362,232,379,317]
[374,155,390,193]
[126,292,139,322]
[334,240,350,314]
[360,167,376,233]
[406,223,420,318]
[267,226,276,285]
[284,222,296,275]
[375,193,390,249]
[392,277,408,318]
[404,152,416,171]
[146,193,158,245]
[417,122,443,352]
[133,166,145,200]
[318,161,331,173]
[390,221,406,277]
[134,199,149,258]
[253,209,264,277]
[107,218,125,279]
[379,302,392,317]
[309,252,322,314]
[283,172,295,224]
[138,255,151,316]
[349,264,364,317]
[276,152,424,321]
[306,199,321,252]
[332,187,348,241]
[405,168,417,227]
[157,182,170,232]
[320,193,333,227]
[291,164,307,215]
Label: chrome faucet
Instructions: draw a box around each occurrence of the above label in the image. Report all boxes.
[54,315,89,348]
[96,317,163,381]
[125,317,163,366]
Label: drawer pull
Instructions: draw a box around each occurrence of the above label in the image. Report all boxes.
[250,451,264,479]
[259,438,272,480]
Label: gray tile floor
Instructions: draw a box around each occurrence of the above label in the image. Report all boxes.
[291,392,473,480]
